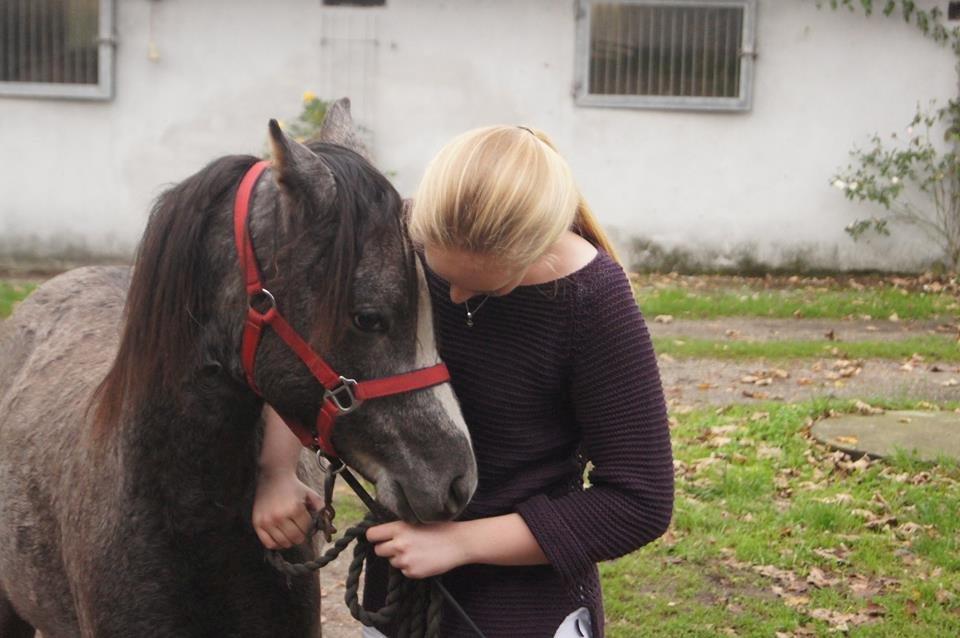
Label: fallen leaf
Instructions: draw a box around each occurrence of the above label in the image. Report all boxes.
[854,400,884,415]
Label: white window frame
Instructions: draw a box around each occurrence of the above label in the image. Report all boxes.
[574,0,758,112]
[0,0,116,101]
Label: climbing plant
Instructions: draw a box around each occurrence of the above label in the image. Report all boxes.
[817,1,960,52]
[818,0,960,272]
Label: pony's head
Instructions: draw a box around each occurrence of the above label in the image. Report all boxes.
[95,99,477,523]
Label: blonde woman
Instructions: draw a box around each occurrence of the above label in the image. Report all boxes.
[254,126,675,638]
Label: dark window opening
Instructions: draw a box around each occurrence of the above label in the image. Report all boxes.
[588,2,744,99]
[0,0,101,85]
[323,0,386,6]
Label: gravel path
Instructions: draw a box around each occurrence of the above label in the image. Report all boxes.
[658,356,959,408]
[318,548,362,637]
[648,317,958,342]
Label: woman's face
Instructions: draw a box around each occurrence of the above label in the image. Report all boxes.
[423,245,528,304]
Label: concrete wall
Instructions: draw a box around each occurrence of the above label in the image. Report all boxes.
[0,0,956,271]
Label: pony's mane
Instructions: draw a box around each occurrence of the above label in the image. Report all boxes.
[92,145,408,435]
[92,154,259,433]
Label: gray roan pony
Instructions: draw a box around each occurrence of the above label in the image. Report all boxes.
[0,100,477,637]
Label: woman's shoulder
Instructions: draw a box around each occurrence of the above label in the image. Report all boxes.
[567,248,630,298]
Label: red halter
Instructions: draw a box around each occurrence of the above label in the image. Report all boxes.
[233,160,451,457]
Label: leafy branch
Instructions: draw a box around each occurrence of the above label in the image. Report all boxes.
[816,0,960,55]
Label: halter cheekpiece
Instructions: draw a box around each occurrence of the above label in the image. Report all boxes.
[233,160,451,458]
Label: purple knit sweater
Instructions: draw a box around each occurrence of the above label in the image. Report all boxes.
[364,250,675,637]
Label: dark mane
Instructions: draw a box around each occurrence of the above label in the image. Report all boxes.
[92,144,408,435]
[92,155,259,434]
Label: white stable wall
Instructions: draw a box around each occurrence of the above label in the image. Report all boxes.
[0,0,955,270]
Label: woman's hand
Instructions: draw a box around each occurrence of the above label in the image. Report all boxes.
[366,521,470,580]
[253,471,324,550]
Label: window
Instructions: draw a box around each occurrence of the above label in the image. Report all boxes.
[0,0,115,100]
[575,0,757,111]
[322,0,385,6]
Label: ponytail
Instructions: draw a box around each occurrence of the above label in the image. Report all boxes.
[528,128,622,266]
[572,198,622,266]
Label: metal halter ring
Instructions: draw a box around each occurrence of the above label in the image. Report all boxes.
[324,376,362,414]
[249,288,277,314]
[315,450,345,474]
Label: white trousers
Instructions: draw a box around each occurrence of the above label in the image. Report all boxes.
[361,605,592,637]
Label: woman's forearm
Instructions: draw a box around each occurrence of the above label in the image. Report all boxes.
[259,405,303,478]
[459,513,548,567]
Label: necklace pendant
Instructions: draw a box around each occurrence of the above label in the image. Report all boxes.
[466,312,474,328]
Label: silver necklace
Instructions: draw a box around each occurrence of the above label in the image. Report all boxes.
[463,296,490,328]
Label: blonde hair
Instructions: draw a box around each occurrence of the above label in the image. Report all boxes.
[409,125,621,268]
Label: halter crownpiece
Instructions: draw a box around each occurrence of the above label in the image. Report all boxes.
[233,159,451,457]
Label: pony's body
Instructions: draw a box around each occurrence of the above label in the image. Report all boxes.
[0,102,476,637]
[1,266,320,637]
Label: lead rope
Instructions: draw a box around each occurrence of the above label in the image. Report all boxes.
[265,464,487,638]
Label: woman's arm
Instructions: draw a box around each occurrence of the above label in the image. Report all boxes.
[513,262,674,585]
[366,513,546,580]
[253,405,324,549]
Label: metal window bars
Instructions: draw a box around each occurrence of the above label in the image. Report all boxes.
[0,0,115,100]
[576,0,757,111]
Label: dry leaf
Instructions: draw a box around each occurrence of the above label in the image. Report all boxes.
[854,400,884,415]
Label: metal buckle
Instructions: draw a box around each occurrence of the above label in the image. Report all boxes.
[324,376,361,414]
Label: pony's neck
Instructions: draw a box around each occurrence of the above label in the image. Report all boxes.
[123,379,263,534]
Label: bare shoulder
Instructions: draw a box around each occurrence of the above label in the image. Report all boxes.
[560,231,600,274]
[523,231,599,285]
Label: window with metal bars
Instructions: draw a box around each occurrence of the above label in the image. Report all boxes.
[0,0,115,100]
[575,0,757,111]
[323,0,386,5]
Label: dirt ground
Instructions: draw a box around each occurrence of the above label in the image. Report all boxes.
[658,356,959,407]
[647,318,959,408]
[649,317,958,343]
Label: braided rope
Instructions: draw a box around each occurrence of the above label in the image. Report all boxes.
[266,513,443,638]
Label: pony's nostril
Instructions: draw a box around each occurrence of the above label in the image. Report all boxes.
[445,474,471,515]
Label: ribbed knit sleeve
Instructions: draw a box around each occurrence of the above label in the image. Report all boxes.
[515,262,675,587]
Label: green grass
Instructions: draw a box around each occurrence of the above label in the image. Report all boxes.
[0,281,35,318]
[326,399,960,636]
[636,285,959,320]
[603,398,960,637]
[653,335,960,362]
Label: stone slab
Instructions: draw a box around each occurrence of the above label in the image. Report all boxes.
[811,410,960,462]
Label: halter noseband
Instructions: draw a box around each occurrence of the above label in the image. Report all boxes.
[233,160,451,457]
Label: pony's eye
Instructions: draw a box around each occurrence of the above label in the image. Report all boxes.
[352,311,387,333]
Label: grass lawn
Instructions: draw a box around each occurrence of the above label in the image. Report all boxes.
[652,336,960,362]
[602,398,960,637]
[328,399,960,637]
[635,285,959,321]
[0,281,35,318]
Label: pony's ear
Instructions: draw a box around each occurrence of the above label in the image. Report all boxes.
[317,97,372,162]
[268,119,336,201]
